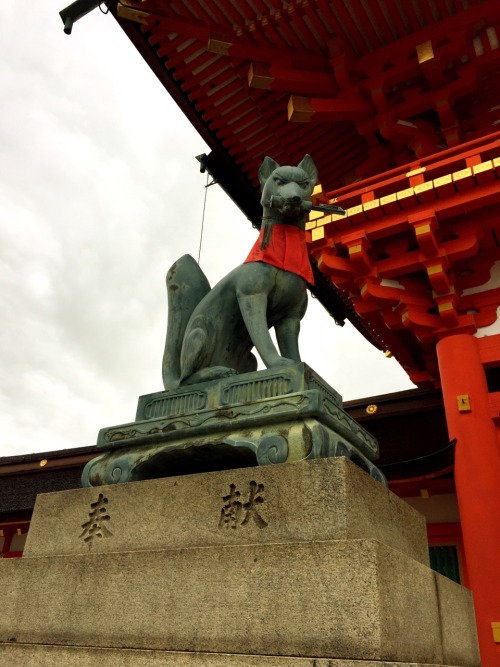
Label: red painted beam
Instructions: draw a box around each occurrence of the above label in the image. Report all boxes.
[288,94,373,123]
[248,62,337,96]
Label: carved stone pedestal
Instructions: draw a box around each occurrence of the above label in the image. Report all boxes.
[0,458,480,667]
[83,364,385,487]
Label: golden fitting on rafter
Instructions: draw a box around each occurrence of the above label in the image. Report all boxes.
[288,96,314,122]
[311,227,324,242]
[414,181,434,196]
[207,38,232,56]
[473,160,493,174]
[117,2,149,24]
[417,40,434,64]
[434,174,453,188]
[406,167,426,178]
[427,264,443,276]
[438,302,453,313]
[415,223,432,235]
[248,63,273,90]
[453,167,472,181]
[457,395,471,412]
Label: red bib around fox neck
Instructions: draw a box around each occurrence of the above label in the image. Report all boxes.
[244,224,314,285]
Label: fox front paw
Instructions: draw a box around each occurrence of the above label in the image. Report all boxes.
[269,356,298,369]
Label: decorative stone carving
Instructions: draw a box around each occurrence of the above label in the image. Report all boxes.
[83,363,384,487]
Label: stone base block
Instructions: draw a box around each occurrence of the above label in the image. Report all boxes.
[0,539,479,665]
[0,644,472,667]
[24,459,428,564]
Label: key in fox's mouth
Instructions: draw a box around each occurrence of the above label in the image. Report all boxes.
[281,205,302,217]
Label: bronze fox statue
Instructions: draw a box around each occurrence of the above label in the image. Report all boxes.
[162,155,318,389]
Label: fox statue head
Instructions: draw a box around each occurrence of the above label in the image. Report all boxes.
[258,155,318,248]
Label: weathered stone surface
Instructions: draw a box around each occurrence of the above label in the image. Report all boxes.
[0,539,477,665]
[24,459,428,563]
[435,573,481,667]
[0,644,472,667]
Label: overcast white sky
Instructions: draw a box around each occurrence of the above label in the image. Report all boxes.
[0,2,414,457]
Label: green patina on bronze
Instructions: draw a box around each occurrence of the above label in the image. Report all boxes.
[83,363,384,487]
[162,155,317,390]
[83,156,383,487]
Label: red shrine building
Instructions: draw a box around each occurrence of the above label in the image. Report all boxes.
[2,1,500,664]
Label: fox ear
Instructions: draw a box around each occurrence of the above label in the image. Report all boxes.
[297,154,318,184]
[259,156,280,188]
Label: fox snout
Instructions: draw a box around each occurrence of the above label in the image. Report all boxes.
[268,194,312,213]
[279,180,307,202]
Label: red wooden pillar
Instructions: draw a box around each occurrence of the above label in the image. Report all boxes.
[437,334,500,666]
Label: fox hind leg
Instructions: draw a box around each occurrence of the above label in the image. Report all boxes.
[179,315,212,384]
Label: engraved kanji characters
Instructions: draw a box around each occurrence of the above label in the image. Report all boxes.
[79,493,113,543]
[219,481,268,529]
